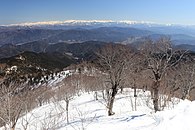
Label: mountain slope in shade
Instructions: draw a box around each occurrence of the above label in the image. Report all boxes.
[0,41,107,60]
[0,51,75,71]
[0,29,62,46]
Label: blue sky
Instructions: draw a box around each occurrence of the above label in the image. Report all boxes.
[0,0,195,25]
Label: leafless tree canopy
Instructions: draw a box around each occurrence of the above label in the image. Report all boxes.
[96,44,134,115]
[140,37,187,112]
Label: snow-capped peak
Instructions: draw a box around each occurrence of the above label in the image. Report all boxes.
[5,20,113,26]
[119,20,155,24]
[4,20,156,27]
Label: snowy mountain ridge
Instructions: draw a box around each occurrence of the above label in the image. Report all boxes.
[2,20,164,27]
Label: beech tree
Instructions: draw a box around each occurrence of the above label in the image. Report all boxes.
[96,44,133,116]
[141,37,186,112]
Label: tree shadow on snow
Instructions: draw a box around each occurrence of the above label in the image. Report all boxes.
[120,114,146,122]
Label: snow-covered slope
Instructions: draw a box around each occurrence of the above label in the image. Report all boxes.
[1,88,194,130]
[154,100,195,130]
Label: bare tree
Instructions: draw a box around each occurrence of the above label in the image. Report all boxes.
[56,75,77,124]
[96,44,133,116]
[141,37,186,112]
[157,70,180,110]
[0,82,30,130]
[33,85,53,107]
[176,62,195,100]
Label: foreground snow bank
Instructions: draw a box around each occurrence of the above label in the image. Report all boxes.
[0,89,194,130]
[154,100,195,130]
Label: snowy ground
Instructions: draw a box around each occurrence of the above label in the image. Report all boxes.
[1,88,195,130]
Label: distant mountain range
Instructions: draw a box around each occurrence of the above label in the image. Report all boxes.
[2,20,195,35]
[1,20,195,59]
[1,20,195,44]
[0,20,161,28]
[1,20,195,85]
[1,27,195,45]
[0,27,153,46]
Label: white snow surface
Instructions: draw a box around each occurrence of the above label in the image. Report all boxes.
[1,89,195,130]
[47,70,71,87]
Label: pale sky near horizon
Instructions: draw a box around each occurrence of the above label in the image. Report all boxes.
[0,0,195,25]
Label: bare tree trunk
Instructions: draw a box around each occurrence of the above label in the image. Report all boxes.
[11,122,17,130]
[37,98,43,106]
[153,81,160,112]
[65,98,69,124]
[120,87,123,94]
[182,89,190,100]
[130,96,134,111]
[94,91,98,100]
[108,85,117,116]
[108,96,115,116]
[102,90,105,100]
[134,97,137,111]
[106,89,110,102]
[134,85,137,111]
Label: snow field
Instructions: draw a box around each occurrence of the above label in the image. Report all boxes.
[1,88,195,130]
